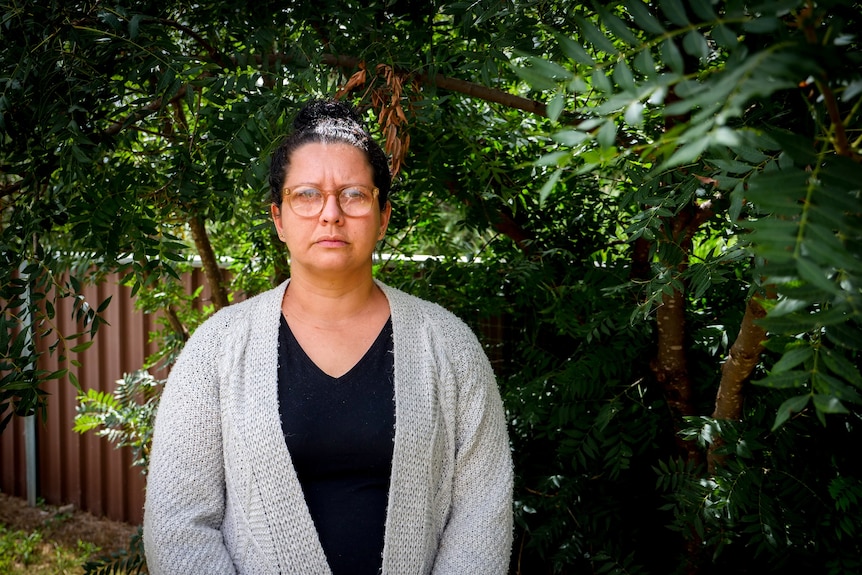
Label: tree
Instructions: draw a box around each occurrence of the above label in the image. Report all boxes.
[2,1,861,573]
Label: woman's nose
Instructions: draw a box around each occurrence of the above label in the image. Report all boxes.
[319,193,343,223]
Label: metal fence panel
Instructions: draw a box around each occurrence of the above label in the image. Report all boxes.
[1,268,214,524]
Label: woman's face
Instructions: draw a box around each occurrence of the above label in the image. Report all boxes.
[270,142,390,280]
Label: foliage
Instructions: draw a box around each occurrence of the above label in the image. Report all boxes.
[73,370,163,473]
[2,0,862,573]
[0,521,100,574]
[81,526,147,575]
[510,0,862,425]
[0,524,42,571]
[74,370,157,573]
[503,0,862,571]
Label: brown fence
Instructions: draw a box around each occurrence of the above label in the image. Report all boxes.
[0,268,216,525]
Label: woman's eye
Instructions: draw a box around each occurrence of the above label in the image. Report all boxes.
[341,187,368,200]
[295,188,322,201]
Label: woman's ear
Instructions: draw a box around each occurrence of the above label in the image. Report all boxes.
[379,201,392,239]
[271,203,284,241]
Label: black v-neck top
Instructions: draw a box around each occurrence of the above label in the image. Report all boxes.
[277,315,395,575]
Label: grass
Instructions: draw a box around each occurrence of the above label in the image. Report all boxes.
[0,492,143,574]
[0,523,100,575]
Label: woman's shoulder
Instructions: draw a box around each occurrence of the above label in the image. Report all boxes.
[187,281,286,342]
[378,281,480,345]
[378,281,461,321]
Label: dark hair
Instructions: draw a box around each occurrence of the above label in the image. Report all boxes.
[268,99,391,209]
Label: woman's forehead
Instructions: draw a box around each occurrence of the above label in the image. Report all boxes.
[285,142,373,183]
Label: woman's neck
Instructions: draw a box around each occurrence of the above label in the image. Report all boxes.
[282,272,383,328]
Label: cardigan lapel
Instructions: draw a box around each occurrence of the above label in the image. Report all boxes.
[379,283,441,574]
[232,281,332,574]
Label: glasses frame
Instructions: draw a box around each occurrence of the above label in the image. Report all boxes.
[281,185,380,218]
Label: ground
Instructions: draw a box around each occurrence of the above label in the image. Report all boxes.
[0,491,138,556]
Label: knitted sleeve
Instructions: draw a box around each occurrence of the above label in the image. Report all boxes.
[430,318,514,574]
[143,310,237,575]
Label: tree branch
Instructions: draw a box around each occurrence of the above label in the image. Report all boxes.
[103,85,189,136]
[708,289,774,473]
[188,215,229,311]
[143,18,229,68]
[650,200,715,466]
[319,53,552,118]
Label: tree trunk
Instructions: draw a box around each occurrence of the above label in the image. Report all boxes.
[163,304,190,343]
[650,203,712,466]
[188,214,229,311]
[651,286,702,465]
[708,293,770,472]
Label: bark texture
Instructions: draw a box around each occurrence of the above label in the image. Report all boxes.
[651,287,701,465]
[708,294,770,472]
[188,214,229,311]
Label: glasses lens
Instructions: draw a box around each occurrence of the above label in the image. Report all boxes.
[339,186,375,216]
[285,186,377,217]
[288,187,324,216]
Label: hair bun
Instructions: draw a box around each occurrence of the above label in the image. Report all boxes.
[292,99,361,132]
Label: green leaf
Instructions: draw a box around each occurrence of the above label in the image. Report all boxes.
[826,322,862,350]
[712,25,739,49]
[553,130,591,146]
[598,8,640,46]
[591,68,613,93]
[613,60,635,91]
[554,32,595,66]
[524,56,574,81]
[71,145,91,163]
[662,137,709,169]
[820,156,862,193]
[659,0,690,26]
[511,63,558,91]
[796,257,840,295]
[536,151,569,166]
[771,345,813,374]
[772,394,810,429]
[70,340,95,353]
[743,16,781,34]
[683,31,709,62]
[568,76,589,93]
[597,119,617,149]
[729,182,744,221]
[45,369,68,381]
[623,0,666,34]
[821,348,862,389]
[689,0,717,20]
[745,170,808,216]
[547,91,565,121]
[802,228,862,274]
[624,101,645,126]
[753,370,810,389]
[576,16,618,54]
[813,372,862,404]
[633,49,658,78]
[127,13,143,39]
[660,39,684,75]
[96,295,113,313]
[538,169,563,205]
[768,128,818,166]
[98,11,121,29]
[707,158,753,174]
[232,137,250,157]
[812,394,849,414]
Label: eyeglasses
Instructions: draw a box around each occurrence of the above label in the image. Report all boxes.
[282,185,380,217]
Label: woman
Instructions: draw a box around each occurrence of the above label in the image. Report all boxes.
[143,99,513,574]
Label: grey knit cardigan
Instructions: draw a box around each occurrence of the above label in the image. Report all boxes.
[142,280,513,574]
